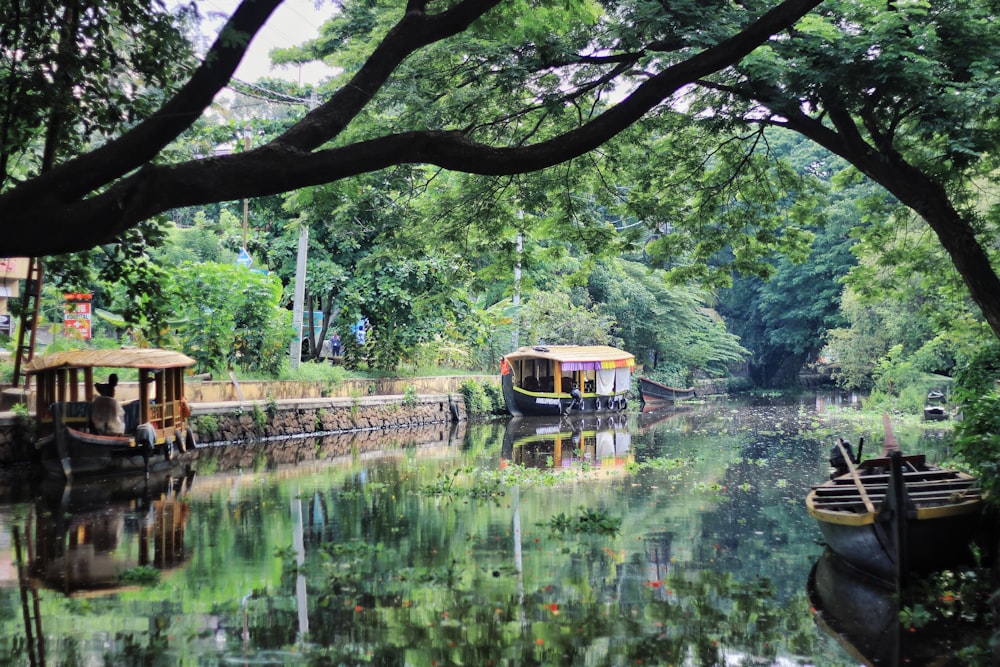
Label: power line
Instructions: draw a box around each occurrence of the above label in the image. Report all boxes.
[227,77,314,105]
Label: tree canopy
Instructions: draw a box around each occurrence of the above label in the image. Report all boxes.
[4,0,1000,345]
[0,0,822,252]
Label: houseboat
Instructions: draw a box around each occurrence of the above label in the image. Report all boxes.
[25,348,197,479]
[500,345,635,416]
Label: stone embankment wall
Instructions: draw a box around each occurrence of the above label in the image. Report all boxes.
[0,393,467,467]
[189,395,464,444]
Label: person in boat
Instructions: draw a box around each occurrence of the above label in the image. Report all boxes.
[92,373,126,435]
[828,437,863,478]
[564,382,583,415]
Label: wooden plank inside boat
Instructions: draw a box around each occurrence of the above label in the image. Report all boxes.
[832,439,877,515]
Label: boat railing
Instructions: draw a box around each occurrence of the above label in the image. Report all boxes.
[42,401,92,429]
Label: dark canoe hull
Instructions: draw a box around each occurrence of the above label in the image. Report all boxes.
[637,377,696,404]
[808,548,981,665]
[812,508,985,583]
[923,406,949,421]
[807,453,987,583]
[807,551,901,666]
[38,425,180,479]
[501,373,627,417]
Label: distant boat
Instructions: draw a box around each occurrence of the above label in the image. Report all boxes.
[637,377,696,404]
[806,437,985,585]
[923,404,949,421]
[500,345,634,416]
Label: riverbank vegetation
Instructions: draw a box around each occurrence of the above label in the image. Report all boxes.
[3,0,1000,478]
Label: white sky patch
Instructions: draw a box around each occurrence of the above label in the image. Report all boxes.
[198,0,335,84]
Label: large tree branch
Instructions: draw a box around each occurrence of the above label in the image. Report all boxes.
[275,0,506,151]
[1,0,283,212]
[743,84,1000,340]
[0,0,823,256]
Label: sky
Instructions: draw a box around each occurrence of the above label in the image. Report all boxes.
[199,0,336,84]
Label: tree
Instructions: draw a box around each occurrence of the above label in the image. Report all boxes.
[589,259,746,383]
[164,261,290,374]
[340,250,474,371]
[6,0,1000,351]
[712,132,864,386]
[0,0,822,253]
[688,0,1000,338]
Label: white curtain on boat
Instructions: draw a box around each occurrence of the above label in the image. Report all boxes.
[615,367,631,392]
[615,430,631,456]
[596,431,615,459]
[596,369,616,394]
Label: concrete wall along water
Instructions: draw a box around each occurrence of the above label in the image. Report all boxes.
[0,375,491,467]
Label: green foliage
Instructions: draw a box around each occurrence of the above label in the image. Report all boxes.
[952,391,1000,507]
[341,252,475,372]
[0,0,196,190]
[953,341,1000,404]
[518,288,616,347]
[118,565,161,587]
[592,258,746,378]
[459,379,504,417]
[402,384,418,408]
[545,508,623,537]
[164,262,291,375]
[459,380,491,417]
[191,415,218,435]
[251,403,267,432]
[481,381,505,414]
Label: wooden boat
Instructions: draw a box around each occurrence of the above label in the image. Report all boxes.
[636,376,696,404]
[25,348,197,479]
[500,345,635,417]
[923,404,948,421]
[806,440,986,585]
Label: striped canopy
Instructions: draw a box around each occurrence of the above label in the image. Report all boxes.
[503,345,635,371]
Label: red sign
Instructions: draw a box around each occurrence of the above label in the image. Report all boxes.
[64,293,93,339]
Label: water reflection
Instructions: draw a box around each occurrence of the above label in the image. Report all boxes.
[502,414,633,468]
[32,470,195,595]
[809,551,903,666]
[0,394,984,666]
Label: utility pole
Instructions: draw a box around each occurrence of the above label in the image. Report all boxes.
[512,212,523,351]
[242,126,251,251]
[289,225,309,368]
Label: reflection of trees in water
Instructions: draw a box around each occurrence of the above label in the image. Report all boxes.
[229,400,836,664]
[6,396,898,665]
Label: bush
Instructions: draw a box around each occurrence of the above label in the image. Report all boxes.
[460,379,506,416]
[403,384,418,407]
[460,380,488,416]
[193,415,218,434]
[482,381,505,414]
[953,390,1000,508]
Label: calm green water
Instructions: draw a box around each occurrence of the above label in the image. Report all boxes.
[0,394,959,665]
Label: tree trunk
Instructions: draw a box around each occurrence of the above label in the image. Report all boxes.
[777,108,1000,342]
